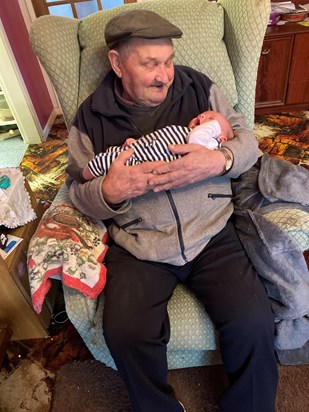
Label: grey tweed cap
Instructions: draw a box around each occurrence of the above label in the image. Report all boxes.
[105,9,182,49]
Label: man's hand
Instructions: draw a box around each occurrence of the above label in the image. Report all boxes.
[101,149,164,204]
[149,144,226,192]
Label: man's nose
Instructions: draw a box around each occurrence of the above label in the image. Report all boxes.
[155,66,170,84]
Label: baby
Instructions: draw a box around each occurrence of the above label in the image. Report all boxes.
[68,110,234,183]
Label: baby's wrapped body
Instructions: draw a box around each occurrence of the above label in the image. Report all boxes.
[88,125,189,177]
[88,121,223,178]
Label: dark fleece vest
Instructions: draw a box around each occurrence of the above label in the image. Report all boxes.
[72,65,213,155]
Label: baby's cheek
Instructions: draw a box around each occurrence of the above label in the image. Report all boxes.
[188,119,197,128]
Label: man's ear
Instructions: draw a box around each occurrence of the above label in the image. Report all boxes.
[108,50,122,78]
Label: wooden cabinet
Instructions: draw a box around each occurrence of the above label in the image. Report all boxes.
[255,24,309,114]
[287,32,309,104]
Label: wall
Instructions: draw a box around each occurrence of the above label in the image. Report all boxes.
[0,0,53,129]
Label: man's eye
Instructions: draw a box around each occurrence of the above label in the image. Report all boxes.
[143,62,156,69]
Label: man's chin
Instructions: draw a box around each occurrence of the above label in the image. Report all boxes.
[147,95,168,107]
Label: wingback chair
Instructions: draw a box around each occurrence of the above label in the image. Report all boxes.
[28,0,270,370]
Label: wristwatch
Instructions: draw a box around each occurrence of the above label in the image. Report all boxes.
[217,147,233,175]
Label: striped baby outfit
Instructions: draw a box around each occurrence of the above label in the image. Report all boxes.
[87,122,222,178]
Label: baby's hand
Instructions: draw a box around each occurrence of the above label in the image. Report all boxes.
[123,138,137,147]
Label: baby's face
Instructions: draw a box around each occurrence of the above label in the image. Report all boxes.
[188,111,217,129]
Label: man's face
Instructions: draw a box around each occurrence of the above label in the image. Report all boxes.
[116,38,175,107]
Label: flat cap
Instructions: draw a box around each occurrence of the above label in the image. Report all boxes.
[105,9,182,49]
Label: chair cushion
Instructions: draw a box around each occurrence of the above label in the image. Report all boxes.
[263,209,309,251]
[78,0,238,108]
[62,281,220,371]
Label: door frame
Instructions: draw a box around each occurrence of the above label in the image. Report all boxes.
[0,20,42,144]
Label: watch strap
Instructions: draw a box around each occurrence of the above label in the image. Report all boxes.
[217,147,233,176]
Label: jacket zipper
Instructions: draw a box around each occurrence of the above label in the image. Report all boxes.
[208,193,233,200]
[166,190,188,263]
[120,218,143,230]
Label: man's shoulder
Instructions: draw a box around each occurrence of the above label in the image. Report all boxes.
[175,65,210,77]
[174,65,213,85]
[73,70,115,124]
[78,70,115,106]
[72,93,93,126]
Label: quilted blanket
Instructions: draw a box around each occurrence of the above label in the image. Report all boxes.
[28,201,109,314]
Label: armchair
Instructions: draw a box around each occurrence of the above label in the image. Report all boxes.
[28,0,271,370]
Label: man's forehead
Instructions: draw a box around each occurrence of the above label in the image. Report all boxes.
[132,39,175,59]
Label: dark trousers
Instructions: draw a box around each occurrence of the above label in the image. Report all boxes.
[104,220,278,412]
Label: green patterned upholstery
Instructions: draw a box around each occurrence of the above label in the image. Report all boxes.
[29,0,270,369]
[30,0,270,129]
[263,209,309,252]
[62,284,222,370]
[30,16,80,129]
[219,0,270,127]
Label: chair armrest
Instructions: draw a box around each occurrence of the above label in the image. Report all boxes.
[219,0,270,128]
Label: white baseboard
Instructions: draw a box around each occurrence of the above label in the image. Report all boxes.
[41,108,62,141]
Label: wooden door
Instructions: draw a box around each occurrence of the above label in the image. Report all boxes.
[255,35,294,109]
[286,32,309,105]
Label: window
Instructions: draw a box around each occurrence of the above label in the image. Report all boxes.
[31,0,136,18]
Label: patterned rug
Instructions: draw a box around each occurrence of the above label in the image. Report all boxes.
[51,360,309,412]
[254,111,309,170]
[20,111,309,204]
[20,116,68,204]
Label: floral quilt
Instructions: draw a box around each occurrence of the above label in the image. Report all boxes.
[28,202,109,314]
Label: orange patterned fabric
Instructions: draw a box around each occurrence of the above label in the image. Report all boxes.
[28,203,109,313]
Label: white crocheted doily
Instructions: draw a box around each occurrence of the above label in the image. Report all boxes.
[0,167,37,228]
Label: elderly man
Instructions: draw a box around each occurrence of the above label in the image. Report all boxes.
[66,9,278,412]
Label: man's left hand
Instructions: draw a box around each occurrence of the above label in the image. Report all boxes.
[148,144,226,192]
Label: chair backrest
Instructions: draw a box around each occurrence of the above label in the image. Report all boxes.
[30,0,269,129]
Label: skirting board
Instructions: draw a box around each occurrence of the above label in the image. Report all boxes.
[42,108,62,141]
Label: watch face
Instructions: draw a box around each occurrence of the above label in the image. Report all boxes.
[226,157,233,170]
[218,148,232,175]
[220,148,232,171]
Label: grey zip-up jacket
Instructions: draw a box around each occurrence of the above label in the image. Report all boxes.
[66,66,258,265]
